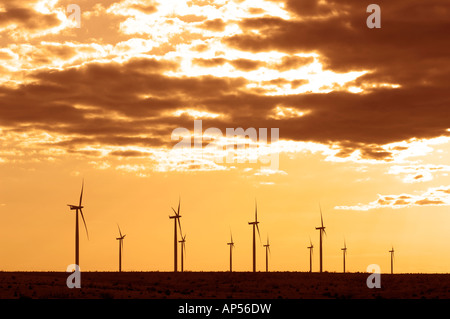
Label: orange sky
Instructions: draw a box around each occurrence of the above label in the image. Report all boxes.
[0,0,449,273]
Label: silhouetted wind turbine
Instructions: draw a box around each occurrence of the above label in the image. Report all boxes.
[307,238,313,273]
[248,200,261,272]
[179,234,186,272]
[263,235,270,272]
[389,246,395,274]
[116,225,126,272]
[67,179,89,267]
[315,204,326,273]
[169,197,182,272]
[227,231,235,272]
[341,239,347,273]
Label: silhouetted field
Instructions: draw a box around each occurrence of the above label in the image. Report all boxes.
[0,272,449,299]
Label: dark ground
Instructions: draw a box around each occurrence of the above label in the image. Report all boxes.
[0,272,449,299]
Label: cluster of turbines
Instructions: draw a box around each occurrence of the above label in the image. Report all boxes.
[67,181,395,274]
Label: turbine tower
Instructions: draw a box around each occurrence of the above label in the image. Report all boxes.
[263,235,270,272]
[248,200,261,272]
[341,240,347,273]
[67,179,89,267]
[389,246,395,274]
[179,234,186,272]
[307,238,313,273]
[169,197,182,272]
[116,225,126,272]
[227,232,235,272]
[315,205,326,273]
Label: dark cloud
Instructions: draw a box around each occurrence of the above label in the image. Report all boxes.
[0,7,60,31]
[227,0,450,88]
[200,18,226,32]
[109,150,149,157]
[178,15,207,23]
[229,58,264,71]
[192,56,312,72]
[191,43,209,52]
[129,3,158,14]
[192,58,227,67]
[1,0,449,161]
[1,54,448,161]
[415,199,444,205]
[272,56,314,71]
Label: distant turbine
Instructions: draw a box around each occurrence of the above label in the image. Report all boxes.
[315,204,326,273]
[227,231,235,272]
[169,197,182,272]
[248,200,261,272]
[389,246,395,274]
[307,238,313,273]
[179,234,186,272]
[341,239,347,273]
[67,179,89,267]
[116,225,126,272]
[263,235,271,272]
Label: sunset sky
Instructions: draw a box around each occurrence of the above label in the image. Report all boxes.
[0,0,449,273]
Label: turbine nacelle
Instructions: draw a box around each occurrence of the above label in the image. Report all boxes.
[68,205,83,210]
[342,240,347,253]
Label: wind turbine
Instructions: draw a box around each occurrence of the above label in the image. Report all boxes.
[307,238,313,273]
[315,204,326,273]
[116,225,126,272]
[227,231,235,272]
[67,179,89,267]
[389,246,395,274]
[263,235,270,272]
[179,234,186,272]
[169,197,182,272]
[248,200,261,272]
[341,239,347,273]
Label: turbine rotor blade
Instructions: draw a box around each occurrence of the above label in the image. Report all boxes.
[177,218,182,236]
[118,224,122,238]
[79,179,84,207]
[256,223,261,242]
[79,208,89,240]
[320,208,324,228]
[255,200,258,222]
[177,197,181,216]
